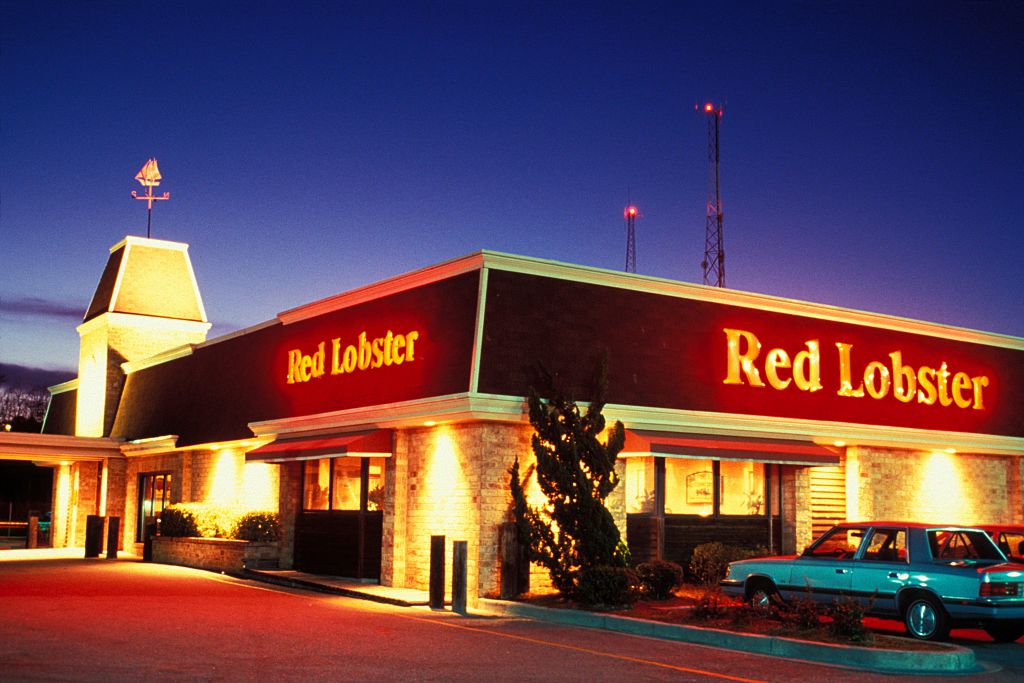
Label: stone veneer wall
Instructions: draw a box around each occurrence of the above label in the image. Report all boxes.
[780,465,813,554]
[848,446,1023,525]
[383,422,628,604]
[152,537,279,573]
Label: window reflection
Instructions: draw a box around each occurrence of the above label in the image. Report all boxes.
[624,457,656,513]
[664,459,713,516]
[719,461,765,515]
[332,458,362,511]
[366,458,387,511]
[303,459,330,511]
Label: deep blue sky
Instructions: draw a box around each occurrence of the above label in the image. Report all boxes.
[2,1,1022,376]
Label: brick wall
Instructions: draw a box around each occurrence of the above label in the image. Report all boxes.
[385,421,628,603]
[849,446,1022,526]
[152,536,278,573]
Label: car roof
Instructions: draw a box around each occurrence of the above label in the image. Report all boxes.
[838,521,986,530]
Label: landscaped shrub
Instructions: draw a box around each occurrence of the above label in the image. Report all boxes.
[776,594,822,630]
[691,586,728,620]
[635,559,684,599]
[575,566,637,607]
[231,511,281,542]
[159,506,199,537]
[829,596,873,643]
[689,542,765,585]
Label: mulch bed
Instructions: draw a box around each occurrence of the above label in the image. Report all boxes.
[510,584,950,652]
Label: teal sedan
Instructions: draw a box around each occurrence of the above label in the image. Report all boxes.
[721,522,1024,642]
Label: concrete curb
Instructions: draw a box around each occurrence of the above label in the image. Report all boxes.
[477,599,977,674]
[241,569,429,607]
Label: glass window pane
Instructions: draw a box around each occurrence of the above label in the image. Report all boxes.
[366,458,387,511]
[331,458,362,511]
[664,459,713,516]
[624,457,656,514]
[302,459,330,511]
[862,528,907,562]
[804,526,866,559]
[720,461,765,515]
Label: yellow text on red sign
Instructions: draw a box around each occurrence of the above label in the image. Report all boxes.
[286,329,421,384]
[723,328,989,409]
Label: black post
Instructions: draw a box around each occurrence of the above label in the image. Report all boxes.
[84,515,104,558]
[26,516,38,549]
[142,522,157,562]
[106,517,120,559]
[452,540,467,615]
[429,535,445,610]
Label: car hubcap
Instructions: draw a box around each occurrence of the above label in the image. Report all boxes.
[908,602,936,637]
[751,590,770,608]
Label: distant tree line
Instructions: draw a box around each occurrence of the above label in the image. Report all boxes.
[0,387,48,432]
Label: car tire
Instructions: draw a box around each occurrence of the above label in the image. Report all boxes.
[747,580,781,609]
[903,596,950,641]
[984,622,1024,643]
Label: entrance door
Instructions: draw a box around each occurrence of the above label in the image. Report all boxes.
[137,472,172,542]
[294,456,386,579]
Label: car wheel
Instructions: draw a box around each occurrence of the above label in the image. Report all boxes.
[984,622,1024,643]
[903,596,950,641]
[747,581,780,609]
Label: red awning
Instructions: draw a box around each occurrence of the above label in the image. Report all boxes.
[621,429,840,466]
[245,429,393,463]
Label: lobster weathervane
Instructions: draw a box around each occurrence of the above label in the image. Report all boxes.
[131,158,170,239]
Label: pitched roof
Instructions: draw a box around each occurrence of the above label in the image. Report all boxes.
[83,236,206,323]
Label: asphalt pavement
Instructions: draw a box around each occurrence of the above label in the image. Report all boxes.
[0,555,1021,682]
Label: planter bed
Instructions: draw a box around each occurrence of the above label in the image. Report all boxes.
[152,536,279,574]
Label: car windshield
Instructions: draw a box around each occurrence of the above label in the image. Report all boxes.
[928,529,1006,562]
[802,526,866,559]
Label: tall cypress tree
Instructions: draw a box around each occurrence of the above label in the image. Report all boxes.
[509,365,626,595]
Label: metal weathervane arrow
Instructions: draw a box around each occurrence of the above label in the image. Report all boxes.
[131,158,170,238]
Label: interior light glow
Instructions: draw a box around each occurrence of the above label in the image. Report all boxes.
[833,440,845,448]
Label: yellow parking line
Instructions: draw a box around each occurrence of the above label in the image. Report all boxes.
[400,612,767,682]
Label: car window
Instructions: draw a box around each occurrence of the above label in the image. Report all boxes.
[998,532,1024,558]
[929,529,1005,561]
[803,526,866,559]
[861,528,907,563]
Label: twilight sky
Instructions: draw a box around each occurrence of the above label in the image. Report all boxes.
[2,1,1022,377]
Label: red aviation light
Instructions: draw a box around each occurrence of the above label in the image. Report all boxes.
[624,205,638,218]
[704,103,714,112]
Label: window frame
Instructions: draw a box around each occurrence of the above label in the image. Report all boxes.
[653,458,774,519]
[300,457,385,514]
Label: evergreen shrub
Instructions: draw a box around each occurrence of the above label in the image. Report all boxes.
[635,559,684,599]
[689,542,765,585]
[158,506,199,537]
[575,566,637,607]
[232,511,281,542]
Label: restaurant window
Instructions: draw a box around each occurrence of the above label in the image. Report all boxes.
[625,457,656,514]
[332,458,362,511]
[303,459,330,511]
[662,459,769,517]
[664,459,714,516]
[137,472,172,542]
[719,461,765,515]
[302,457,387,512]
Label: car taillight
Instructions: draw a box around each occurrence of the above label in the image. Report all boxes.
[980,582,1020,597]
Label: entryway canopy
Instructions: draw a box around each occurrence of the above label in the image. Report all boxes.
[620,429,840,466]
[245,429,393,463]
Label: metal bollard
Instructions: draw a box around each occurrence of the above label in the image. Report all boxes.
[106,517,120,559]
[84,515,104,558]
[452,540,467,615]
[429,535,445,610]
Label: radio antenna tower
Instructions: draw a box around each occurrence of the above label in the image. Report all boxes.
[624,201,639,273]
[699,102,725,287]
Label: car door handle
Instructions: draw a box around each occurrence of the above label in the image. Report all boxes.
[835,568,850,574]
[887,572,899,578]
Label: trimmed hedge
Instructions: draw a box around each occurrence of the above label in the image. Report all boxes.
[635,559,683,599]
[232,511,281,542]
[159,504,280,542]
[575,566,637,607]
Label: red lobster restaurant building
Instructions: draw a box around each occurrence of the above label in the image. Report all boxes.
[15,236,1024,602]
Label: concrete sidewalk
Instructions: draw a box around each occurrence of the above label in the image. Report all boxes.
[244,568,434,607]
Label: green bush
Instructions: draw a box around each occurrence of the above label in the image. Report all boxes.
[829,596,873,643]
[689,542,765,585]
[777,595,822,630]
[691,586,728,620]
[231,511,281,542]
[575,566,637,607]
[158,506,199,537]
[635,559,683,599]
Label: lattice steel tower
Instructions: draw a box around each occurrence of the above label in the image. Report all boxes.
[700,103,725,287]
[624,204,638,273]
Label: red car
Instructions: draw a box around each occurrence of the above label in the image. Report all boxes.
[980,525,1024,563]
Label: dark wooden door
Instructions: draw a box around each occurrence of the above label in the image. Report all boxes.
[294,510,382,579]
